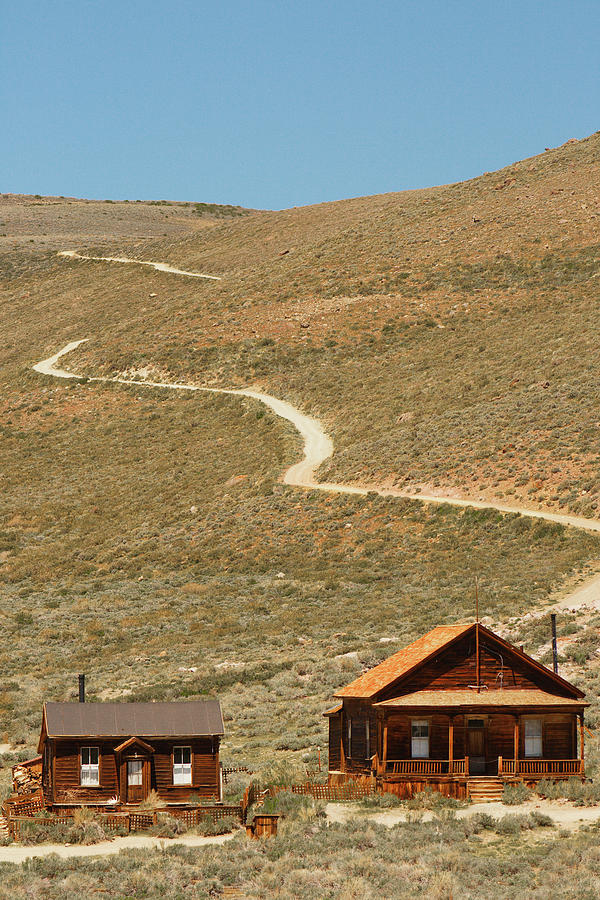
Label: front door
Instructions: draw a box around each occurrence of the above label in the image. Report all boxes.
[467,718,486,774]
[126,758,146,803]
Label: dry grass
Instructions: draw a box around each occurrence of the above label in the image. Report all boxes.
[3,134,600,513]
[1,813,600,898]
[2,136,600,802]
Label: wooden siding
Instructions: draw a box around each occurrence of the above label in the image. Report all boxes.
[382,778,468,800]
[152,739,220,800]
[330,707,579,776]
[386,713,452,761]
[542,714,575,759]
[340,701,377,772]
[51,740,119,803]
[328,713,341,770]
[380,634,576,701]
[47,737,220,803]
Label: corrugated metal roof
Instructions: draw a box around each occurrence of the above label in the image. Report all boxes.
[375,689,588,708]
[334,624,472,699]
[44,701,224,738]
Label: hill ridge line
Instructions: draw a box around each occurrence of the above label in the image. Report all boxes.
[57,250,221,280]
[33,339,600,614]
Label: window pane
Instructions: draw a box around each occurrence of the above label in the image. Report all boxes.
[81,748,100,786]
[468,719,485,729]
[412,721,429,738]
[525,720,543,757]
[411,721,429,758]
[128,760,143,785]
[173,747,192,784]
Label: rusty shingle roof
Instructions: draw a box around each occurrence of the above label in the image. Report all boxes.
[334,623,473,699]
[375,689,588,708]
[43,700,224,738]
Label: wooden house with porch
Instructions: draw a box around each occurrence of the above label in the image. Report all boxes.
[326,623,587,800]
[37,700,224,808]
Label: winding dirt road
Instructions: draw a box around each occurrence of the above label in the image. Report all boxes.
[58,250,221,280]
[33,339,600,612]
[0,831,235,864]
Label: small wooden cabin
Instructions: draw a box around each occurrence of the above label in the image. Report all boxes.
[38,700,224,808]
[326,623,587,799]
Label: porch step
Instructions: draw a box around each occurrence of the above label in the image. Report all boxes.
[467,778,504,803]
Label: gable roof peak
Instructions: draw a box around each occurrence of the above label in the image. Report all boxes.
[334,623,473,700]
[333,621,584,700]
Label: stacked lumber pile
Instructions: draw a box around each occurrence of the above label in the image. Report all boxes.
[12,760,42,795]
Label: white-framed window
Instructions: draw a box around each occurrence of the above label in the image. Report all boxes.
[127,759,143,786]
[524,719,543,757]
[173,746,192,785]
[365,720,371,761]
[411,720,430,758]
[80,747,99,786]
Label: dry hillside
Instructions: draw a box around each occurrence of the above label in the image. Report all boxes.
[4,133,599,514]
[1,136,600,771]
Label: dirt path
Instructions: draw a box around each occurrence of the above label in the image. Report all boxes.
[33,339,600,613]
[58,250,221,280]
[0,831,235,864]
[325,799,600,832]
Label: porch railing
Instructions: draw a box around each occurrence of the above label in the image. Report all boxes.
[386,758,468,776]
[499,757,583,777]
[384,757,583,778]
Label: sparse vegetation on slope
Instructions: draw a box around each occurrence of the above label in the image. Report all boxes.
[2,137,600,819]
[4,134,599,513]
[1,376,599,777]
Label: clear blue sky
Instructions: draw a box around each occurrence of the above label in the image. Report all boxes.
[2,1,598,209]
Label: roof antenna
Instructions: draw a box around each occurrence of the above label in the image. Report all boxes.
[475,577,480,693]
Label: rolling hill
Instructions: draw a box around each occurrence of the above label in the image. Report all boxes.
[1,135,600,774]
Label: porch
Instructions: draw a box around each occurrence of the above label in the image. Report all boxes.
[372,693,587,784]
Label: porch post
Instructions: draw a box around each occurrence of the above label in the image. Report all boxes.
[448,715,454,772]
[375,711,382,776]
[513,715,520,775]
[579,713,585,776]
[340,708,346,773]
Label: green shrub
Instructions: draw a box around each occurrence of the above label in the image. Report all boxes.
[495,813,533,835]
[536,777,600,805]
[530,810,554,827]
[191,814,238,835]
[468,811,496,831]
[258,790,325,821]
[502,782,531,805]
[150,813,188,838]
[359,792,404,809]
[405,788,466,810]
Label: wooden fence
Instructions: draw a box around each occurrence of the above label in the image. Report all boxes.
[264,780,373,801]
[6,805,244,842]
[222,766,250,784]
[4,793,45,818]
[7,812,156,842]
[167,805,243,826]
